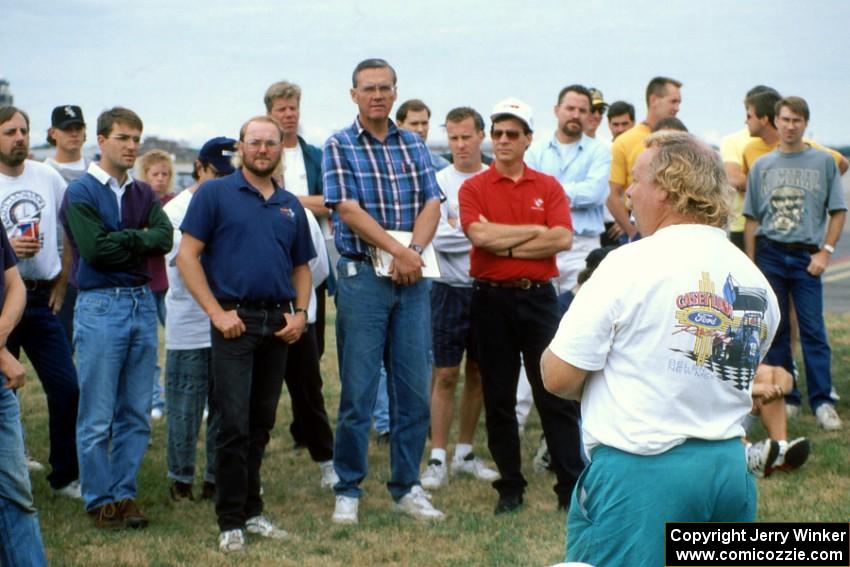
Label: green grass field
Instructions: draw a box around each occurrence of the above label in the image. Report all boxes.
[16,312,850,566]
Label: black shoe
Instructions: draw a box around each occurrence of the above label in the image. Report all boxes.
[376,432,390,446]
[200,481,216,501]
[169,481,194,502]
[494,493,523,515]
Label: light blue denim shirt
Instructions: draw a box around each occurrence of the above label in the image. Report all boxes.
[525,133,611,237]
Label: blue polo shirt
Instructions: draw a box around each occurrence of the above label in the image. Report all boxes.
[180,169,315,302]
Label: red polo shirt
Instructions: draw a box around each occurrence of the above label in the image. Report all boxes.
[459,163,572,281]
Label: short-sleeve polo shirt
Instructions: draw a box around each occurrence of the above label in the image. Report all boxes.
[459,163,572,281]
[180,169,316,302]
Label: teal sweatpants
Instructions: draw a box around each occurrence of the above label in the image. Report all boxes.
[565,437,756,567]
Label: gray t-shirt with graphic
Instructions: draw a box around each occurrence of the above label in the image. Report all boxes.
[744,147,846,245]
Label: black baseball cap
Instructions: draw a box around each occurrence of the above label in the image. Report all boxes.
[51,105,85,129]
[198,137,237,175]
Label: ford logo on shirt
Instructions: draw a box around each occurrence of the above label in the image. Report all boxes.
[687,311,721,328]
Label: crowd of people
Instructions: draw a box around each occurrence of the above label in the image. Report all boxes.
[0,56,845,564]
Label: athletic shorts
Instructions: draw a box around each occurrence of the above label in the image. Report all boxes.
[566,437,756,566]
[430,282,477,368]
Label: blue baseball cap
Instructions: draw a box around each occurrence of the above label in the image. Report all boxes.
[198,137,237,175]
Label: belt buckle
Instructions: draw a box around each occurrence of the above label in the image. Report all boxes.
[518,278,532,290]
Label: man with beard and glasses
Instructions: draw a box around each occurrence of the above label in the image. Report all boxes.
[60,107,172,529]
[178,115,315,553]
[0,106,81,501]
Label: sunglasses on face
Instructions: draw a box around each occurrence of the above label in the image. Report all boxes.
[491,129,522,141]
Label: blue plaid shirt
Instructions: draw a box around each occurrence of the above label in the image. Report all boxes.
[322,118,442,256]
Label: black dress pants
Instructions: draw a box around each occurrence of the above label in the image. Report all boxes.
[471,282,584,504]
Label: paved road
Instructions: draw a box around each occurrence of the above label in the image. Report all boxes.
[822,174,850,314]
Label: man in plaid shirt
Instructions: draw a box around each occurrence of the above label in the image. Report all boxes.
[323,58,443,524]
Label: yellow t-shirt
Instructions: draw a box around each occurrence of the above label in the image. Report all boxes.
[742,138,843,174]
[720,128,755,166]
[609,122,652,187]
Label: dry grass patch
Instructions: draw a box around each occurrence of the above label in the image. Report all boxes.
[18,312,850,566]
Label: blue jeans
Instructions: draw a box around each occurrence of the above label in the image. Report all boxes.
[165,348,218,485]
[151,290,167,412]
[0,388,48,567]
[6,287,80,489]
[333,258,431,501]
[371,366,390,435]
[74,286,158,511]
[756,238,833,411]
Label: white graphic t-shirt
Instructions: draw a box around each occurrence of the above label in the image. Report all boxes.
[548,224,780,458]
[0,160,66,280]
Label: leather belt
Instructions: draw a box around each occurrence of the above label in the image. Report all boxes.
[341,252,371,262]
[474,278,551,290]
[219,300,290,311]
[23,279,54,292]
[761,237,819,254]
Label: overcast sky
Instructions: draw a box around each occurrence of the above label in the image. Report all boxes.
[4,0,850,150]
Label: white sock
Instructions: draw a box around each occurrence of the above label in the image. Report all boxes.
[454,443,473,462]
[319,459,334,470]
[430,448,446,464]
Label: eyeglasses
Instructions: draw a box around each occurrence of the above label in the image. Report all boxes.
[491,129,522,141]
[110,134,141,144]
[244,139,280,150]
[357,84,396,96]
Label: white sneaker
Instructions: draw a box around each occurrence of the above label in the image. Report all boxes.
[331,495,358,524]
[746,440,779,478]
[451,453,500,482]
[395,485,445,520]
[151,408,164,420]
[26,453,45,472]
[320,461,339,490]
[420,459,448,489]
[830,387,841,402]
[771,437,811,474]
[246,515,288,539]
[219,528,245,553]
[815,404,842,430]
[53,480,82,500]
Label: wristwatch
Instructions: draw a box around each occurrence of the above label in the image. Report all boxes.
[408,243,424,255]
[823,243,835,254]
[293,307,308,318]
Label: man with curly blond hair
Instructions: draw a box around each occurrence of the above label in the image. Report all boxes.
[542,131,780,566]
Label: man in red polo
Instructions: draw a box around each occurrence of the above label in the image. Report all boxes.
[458,98,584,514]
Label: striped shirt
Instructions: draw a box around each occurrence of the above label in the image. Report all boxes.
[322,118,442,256]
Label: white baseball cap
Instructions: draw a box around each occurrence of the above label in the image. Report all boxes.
[491,97,534,132]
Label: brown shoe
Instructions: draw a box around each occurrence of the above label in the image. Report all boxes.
[200,481,216,501]
[116,498,149,529]
[169,481,194,502]
[88,502,125,530]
